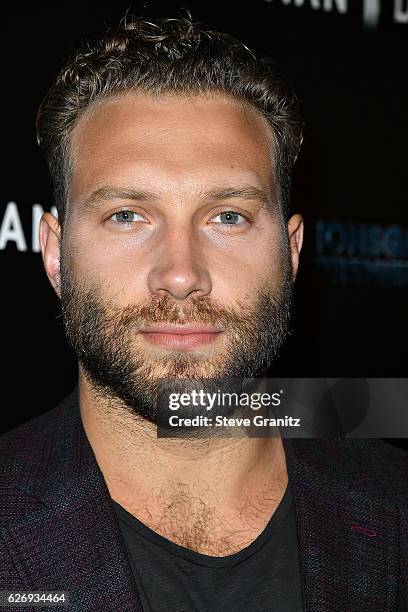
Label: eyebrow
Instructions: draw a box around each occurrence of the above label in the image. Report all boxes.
[76,184,273,214]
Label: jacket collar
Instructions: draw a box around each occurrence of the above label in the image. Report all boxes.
[0,389,399,611]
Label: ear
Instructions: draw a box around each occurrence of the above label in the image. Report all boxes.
[287,214,304,281]
[39,212,62,297]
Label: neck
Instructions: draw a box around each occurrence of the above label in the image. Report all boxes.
[79,372,288,555]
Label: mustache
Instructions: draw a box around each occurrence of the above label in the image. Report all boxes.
[112,293,254,330]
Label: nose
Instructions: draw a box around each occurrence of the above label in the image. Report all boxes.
[147,227,212,301]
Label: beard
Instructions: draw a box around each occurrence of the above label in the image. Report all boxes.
[60,256,294,428]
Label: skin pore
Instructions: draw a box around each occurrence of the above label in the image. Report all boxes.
[40,91,303,556]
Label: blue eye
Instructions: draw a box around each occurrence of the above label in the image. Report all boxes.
[212,211,246,225]
[111,210,145,223]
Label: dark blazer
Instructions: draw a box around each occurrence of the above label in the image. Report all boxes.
[0,388,407,611]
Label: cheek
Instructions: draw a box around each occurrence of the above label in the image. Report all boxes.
[209,236,288,300]
[254,228,290,285]
[62,229,150,302]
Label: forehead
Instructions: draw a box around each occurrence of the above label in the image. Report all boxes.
[69,91,276,199]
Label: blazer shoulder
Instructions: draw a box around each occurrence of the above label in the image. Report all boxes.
[285,437,408,505]
[344,437,408,466]
[342,437,408,503]
[0,388,79,463]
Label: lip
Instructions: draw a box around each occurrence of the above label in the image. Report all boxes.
[138,324,224,350]
[139,324,223,334]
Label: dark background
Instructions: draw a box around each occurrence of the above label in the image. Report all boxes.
[1,0,407,445]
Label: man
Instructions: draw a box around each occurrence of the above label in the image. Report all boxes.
[0,12,407,612]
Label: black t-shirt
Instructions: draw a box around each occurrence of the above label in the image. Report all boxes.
[112,481,303,612]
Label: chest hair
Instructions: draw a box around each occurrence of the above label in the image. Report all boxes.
[117,482,284,556]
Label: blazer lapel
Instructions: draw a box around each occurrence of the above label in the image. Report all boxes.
[283,437,400,612]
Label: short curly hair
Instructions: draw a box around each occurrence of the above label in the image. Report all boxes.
[36,10,303,229]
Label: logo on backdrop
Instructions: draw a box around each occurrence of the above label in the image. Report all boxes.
[0,201,57,253]
[316,219,408,288]
[265,0,408,29]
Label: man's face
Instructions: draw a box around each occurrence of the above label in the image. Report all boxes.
[42,92,303,424]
